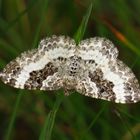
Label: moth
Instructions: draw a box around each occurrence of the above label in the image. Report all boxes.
[0,35,140,103]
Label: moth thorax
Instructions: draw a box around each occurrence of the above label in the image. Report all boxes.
[68,56,81,77]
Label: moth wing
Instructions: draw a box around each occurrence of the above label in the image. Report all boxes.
[0,35,76,90]
[76,37,140,103]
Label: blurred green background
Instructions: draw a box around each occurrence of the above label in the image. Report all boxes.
[0,0,140,140]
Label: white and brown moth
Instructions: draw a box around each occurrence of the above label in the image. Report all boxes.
[0,35,140,103]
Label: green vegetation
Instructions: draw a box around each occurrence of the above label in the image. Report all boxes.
[0,0,140,140]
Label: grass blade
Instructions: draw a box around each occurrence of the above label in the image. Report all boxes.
[39,2,93,140]
[0,0,38,37]
[103,20,140,56]
[74,3,93,44]
[114,110,137,140]
[4,91,23,140]
[5,0,47,140]
[32,0,49,48]
[39,93,64,140]
[0,0,2,16]
[81,103,107,139]
[117,108,140,122]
